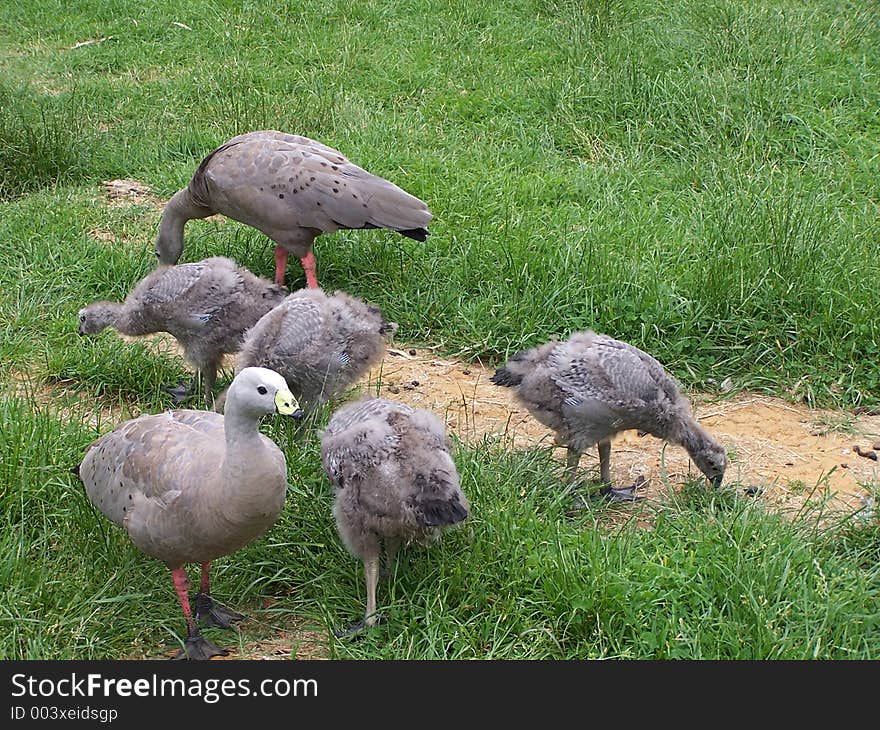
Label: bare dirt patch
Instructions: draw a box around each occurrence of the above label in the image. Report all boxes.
[7,369,139,430]
[129,605,329,661]
[102,179,164,209]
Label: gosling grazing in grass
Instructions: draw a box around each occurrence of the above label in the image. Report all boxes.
[215,287,395,415]
[491,330,727,501]
[320,397,468,634]
[154,130,432,288]
[76,367,302,660]
[78,256,286,405]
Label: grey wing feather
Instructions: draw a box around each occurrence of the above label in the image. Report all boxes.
[139,263,208,307]
[323,397,414,436]
[320,399,414,489]
[271,296,325,356]
[271,146,429,232]
[551,334,672,407]
[78,410,224,529]
[204,132,430,236]
[320,416,399,493]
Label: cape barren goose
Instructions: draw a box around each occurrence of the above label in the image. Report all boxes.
[320,398,468,634]
[215,287,395,414]
[77,256,286,405]
[77,367,303,660]
[491,330,727,502]
[154,130,432,288]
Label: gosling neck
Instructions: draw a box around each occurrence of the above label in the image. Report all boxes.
[90,302,126,333]
[673,414,715,461]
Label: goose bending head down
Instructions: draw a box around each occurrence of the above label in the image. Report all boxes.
[320,398,469,635]
[77,367,303,660]
[154,130,432,288]
[490,330,727,503]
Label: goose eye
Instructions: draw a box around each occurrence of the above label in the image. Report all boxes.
[257,386,268,395]
[79,315,85,322]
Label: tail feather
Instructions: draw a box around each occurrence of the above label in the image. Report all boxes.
[418,495,468,528]
[490,366,522,388]
[330,221,428,242]
[396,227,428,242]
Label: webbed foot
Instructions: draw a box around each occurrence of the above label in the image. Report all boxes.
[333,613,386,639]
[163,381,194,404]
[594,484,645,502]
[194,592,246,629]
[174,633,229,660]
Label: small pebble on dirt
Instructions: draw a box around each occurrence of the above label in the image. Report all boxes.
[841,463,849,469]
[462,369,470,375]
[853,445,878,461]
[744,485,762,497]
[408,349,417,356]
[873,442,880,451]
[403,379,420,390]
[388,385,400,394]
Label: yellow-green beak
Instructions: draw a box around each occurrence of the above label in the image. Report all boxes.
[274,388,303,418]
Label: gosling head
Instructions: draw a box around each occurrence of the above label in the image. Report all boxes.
[225,367,303,420]
[77,303,118,336]
[690,435,728,488]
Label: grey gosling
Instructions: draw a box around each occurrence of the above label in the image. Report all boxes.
[154,130,432,288]
[215,287,395,415]
[491,330,727,502]
[78,256,286,405]
[77,367,303,660]
[320,398,469,635]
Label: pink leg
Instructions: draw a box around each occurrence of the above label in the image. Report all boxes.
[171,567,228,659]
[171,567,196,636]
[200,562,211,595]
[273,246,288,286]
[194,562,245,628]
[300,250,319,289]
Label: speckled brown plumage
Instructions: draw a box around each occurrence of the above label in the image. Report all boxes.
[320,397,468,632]
[491,330,727,500]
[155,130,432,287]
[78,256,286,405]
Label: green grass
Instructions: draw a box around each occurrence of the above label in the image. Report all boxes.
[2,405,878,659]
[1,0,879,659]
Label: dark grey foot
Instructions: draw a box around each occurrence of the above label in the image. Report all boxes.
[194,592,246,629]
[174,633,229,660]
[593,485,645,502]
[568,483,645,513]
[333,613,386,639]
[163,381,194,404]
